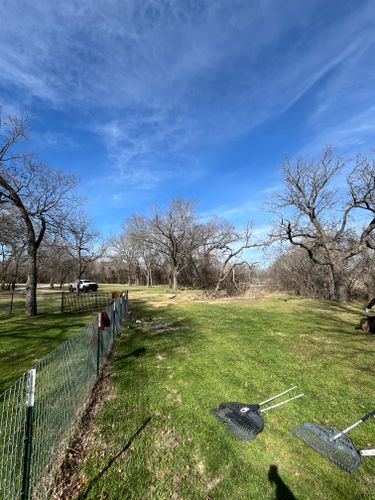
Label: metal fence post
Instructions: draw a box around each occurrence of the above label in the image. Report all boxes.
[97,313,101,377]
[112,301,116,340]
[21,369,36,500]
[124,294,127,320]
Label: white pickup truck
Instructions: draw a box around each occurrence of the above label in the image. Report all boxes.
[68,279,98,293]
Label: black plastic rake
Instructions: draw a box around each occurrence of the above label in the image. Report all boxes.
[211,386,304,441]
[291,409,375,474]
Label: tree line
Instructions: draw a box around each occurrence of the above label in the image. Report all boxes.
[2,109,375,316]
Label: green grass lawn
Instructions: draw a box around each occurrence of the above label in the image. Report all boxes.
[60,287,375,499]
[0,284,128,393]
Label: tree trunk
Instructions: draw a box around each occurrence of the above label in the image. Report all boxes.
[328,266,348,302]
[77,255,83,282]
[135,265,140,285]
[172,267,178,291]
[25,243,37,316]
[334,274,348,302]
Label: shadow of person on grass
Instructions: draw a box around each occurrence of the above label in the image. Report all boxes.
[268,465,297,500]
[78,417,152,499]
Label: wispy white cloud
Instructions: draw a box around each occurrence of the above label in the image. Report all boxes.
[201,198,264,224]
[32,130,78,150]
[1,1,375,189]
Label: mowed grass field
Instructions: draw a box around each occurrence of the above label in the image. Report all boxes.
[0,285,128,393]
[58,287,375,499]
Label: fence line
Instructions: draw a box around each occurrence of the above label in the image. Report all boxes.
[60,291,115,314]
[0,291,129,499]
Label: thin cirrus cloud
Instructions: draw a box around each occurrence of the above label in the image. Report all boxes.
[0,1,374,196]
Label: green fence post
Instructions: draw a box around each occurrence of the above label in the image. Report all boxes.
[97,313,101,377]
[21,369,36,500]
[112,301,116,340]
[124,294,127,320]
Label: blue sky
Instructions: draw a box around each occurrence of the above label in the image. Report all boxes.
[1,0,375,239]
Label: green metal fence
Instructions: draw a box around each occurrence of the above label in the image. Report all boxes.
[60,291,116,314]
[0,292,129,499]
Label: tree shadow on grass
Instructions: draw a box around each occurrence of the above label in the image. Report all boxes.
[78,417,152,499]
[120,347,146,360]
[268,465,297,500]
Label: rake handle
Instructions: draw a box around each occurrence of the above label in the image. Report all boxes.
[260,393,304,413]
[359,449,375,457]
[332,409,375,441]
[259,386,298,406]
[362,409,375,422]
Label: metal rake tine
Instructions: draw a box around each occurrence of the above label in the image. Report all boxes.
[259,386,298,406]
[260,393,304,413]
[331,409,375,441]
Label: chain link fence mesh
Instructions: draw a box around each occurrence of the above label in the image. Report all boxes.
[60,291,116,314]
[0,292,128,499]
[0,373,29,498]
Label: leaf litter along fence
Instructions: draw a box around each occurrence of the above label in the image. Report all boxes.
[0,292,129,499]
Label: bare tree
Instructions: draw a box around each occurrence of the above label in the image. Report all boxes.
[128,199,206,290]
[0,110,76,315]
[270,147,375,301]
[110,232,141,285]
[38,238,75,288]
[63,214,106,286]
[212,222,257,292]
[269,247,329,297]
[0,207,26,289]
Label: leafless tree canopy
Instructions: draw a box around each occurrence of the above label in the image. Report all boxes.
[107,199,259,292]
[62,214,107,284]
[0,109,76,315]
[3,106,375,306]
[269,147,375,301]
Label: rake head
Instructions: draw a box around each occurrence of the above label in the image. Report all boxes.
[211,405,264,441]
[211,386,304,441]
[291,423,361,474]
[218,402,260,413]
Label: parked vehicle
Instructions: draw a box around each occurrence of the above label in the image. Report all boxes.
[69,279,98,293]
